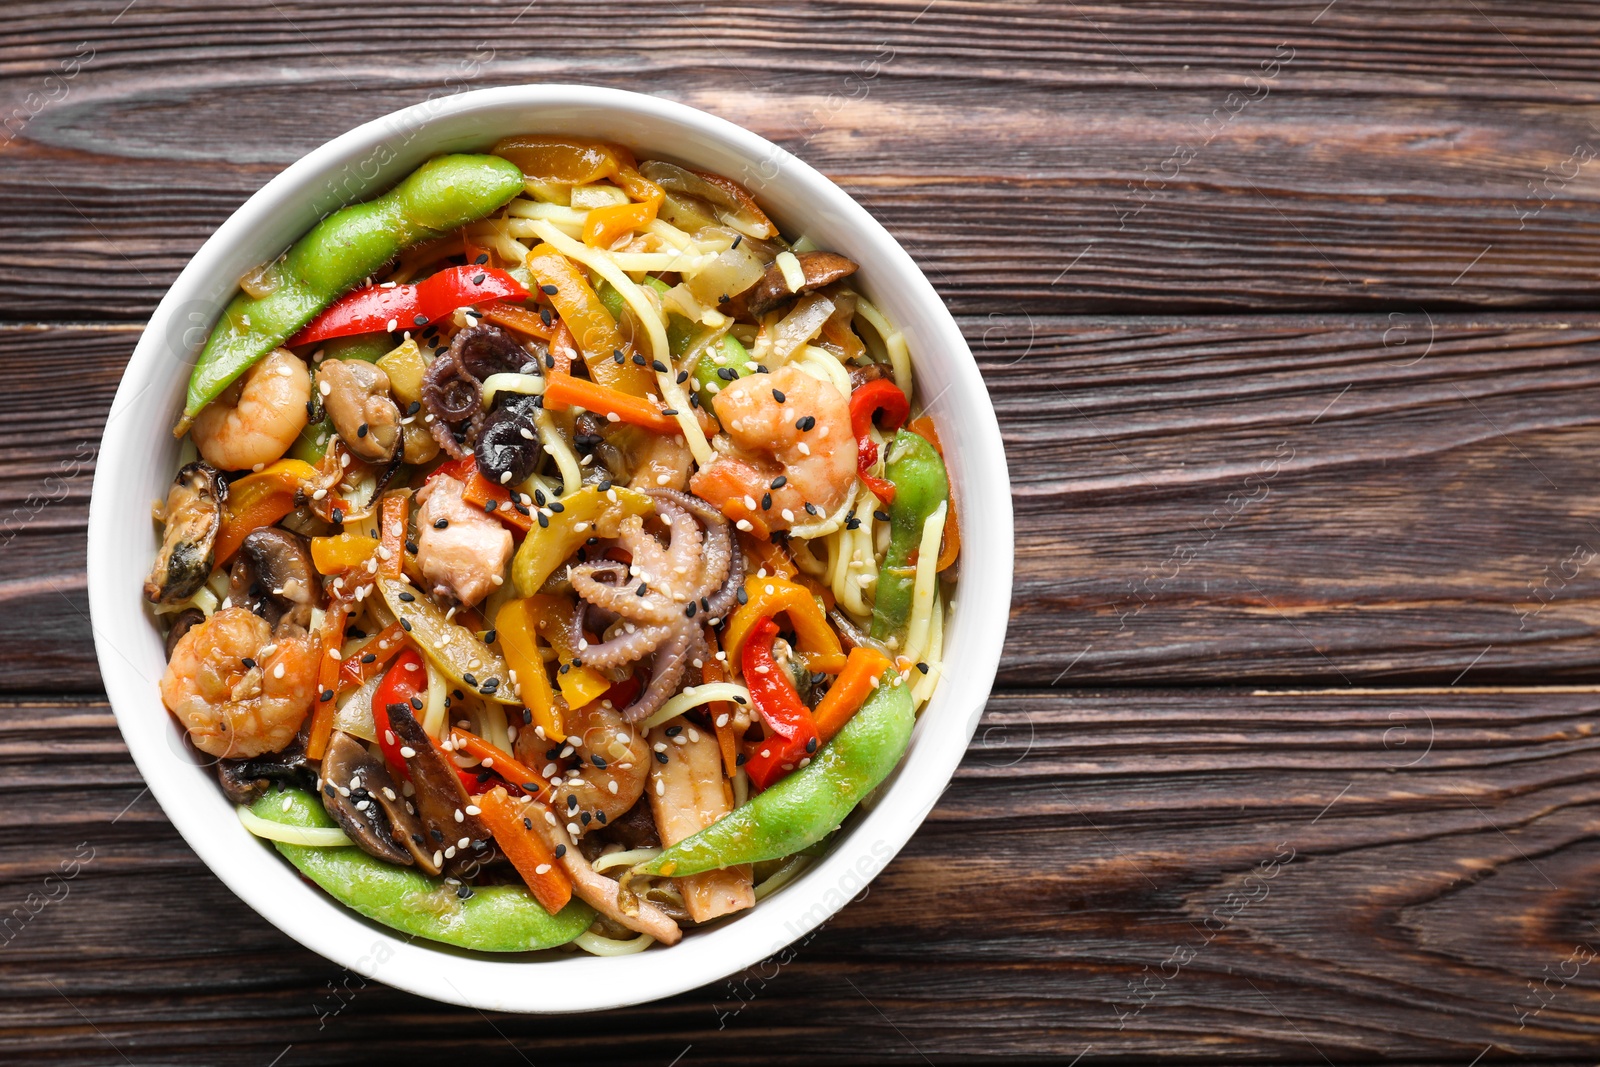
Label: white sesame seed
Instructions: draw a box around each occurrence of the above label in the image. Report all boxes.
[535,863,551,875]
[399,746,417,758]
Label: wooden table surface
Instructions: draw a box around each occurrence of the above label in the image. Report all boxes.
[7,2,1600,1062]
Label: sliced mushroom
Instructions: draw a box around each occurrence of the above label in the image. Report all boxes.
[745,251,858,318]
[318,359,401,463]
[229,528,317,628]
[217,738,312,806]
[474,394,543,486]
[163,608,205,660]
[320,729,431,868]
[385,703,497,878]
[144,462,226,604]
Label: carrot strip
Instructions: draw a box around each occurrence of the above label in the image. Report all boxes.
[337,620,406,690]
[702,628,740,779]
[305,605,349,760]
[449,727,548,799]
[461,470,534,533]
[812,646,893,744]
[541,372,679,435]
[476,786,572,915]
[379,491,408,580]
[479,301,556,341]
[549,320,578,376]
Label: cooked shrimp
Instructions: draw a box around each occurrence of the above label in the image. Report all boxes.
[191,348,311,472]
[521,699,651,835]
[160,607,318,759]
[689,364,855,530]
[628,433,693,493]
[413,474,513,607]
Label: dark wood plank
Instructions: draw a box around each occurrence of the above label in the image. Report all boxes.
[5,3,1600,319]
[8,689,1600,1063]
[17,316,1600,690]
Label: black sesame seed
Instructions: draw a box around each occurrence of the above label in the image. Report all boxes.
[462,673,477,686]
[321,688,334,702]
[480,679,499,693]
[676,370,688,384]
[567,795,577,810]
[413,314,428,327]
[549,501,565,513]
[537,512,549,528]
[665,725,682,737]
[916,662,930,674]
[595,811,607,825]
[412,833,425,846]
[399,591,415,602]
[484,629,497,644]
[544,353,556,370]
[655,750,669,764]
[400,618,412,631]
[522,709,533,724]
[405,539,418,554]
[591,754,607,769]
[540,307,553,326]
[434,518,448,529]
[410,695,423,710]
[324,783,336,797]
[637,583,649,596]
[305,400,315,418]
[633,353,647,366]
[472,272,487,285]
[796,415,816,431]
[874,509,891,522]
[540,284,558,295]
[484,499,497,513]
[804,502,818,515]
[241,657,256,669]
[806,736,818,753]
[718,367,738,381]
[476,253,489,265]
[770,475,787,489]
[431,828,445,842]
[756,364,769,373]
[554,844,567,858]
[736,587,749,605]
[685,602,697,618]
[772,389,786,403]
[514,502,530,516]
[761,492,772,510]
[651,359,668,373]
[454,690,464,700]
[408,400,421,415]
[332,508,345,524]
[523,817,533,830]
[361,652,376,664]
[731,234,743,249]
[736,752,748,766]
[661,408,679,417]
[613,349,625,364]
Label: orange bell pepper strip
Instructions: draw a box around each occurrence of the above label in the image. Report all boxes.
[522,594,611,709]
[584,199,658,249]
[475,786,572,915]
[743,533,798,580]
[909,414,960,571]
[524,243,654,396]
[337,620,406,691]
[722,575,847,676]
[213,459,317,565]
[494,597,564,743]
[493,136,629,185]
[305,605,349,761]
[449,728,549,800]
[541,373,680,436]
[309,530,378,576]
[812,646,894,744]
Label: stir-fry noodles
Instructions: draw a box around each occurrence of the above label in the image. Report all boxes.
[146,140,957,953]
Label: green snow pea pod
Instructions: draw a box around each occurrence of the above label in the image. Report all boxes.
[626,671,913,880]
[869,429,949,641]
[692,334,751,409]
[248,788,595,952]
[177,154,525,432]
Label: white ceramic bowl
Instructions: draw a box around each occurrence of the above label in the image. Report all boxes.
[88,84,1012,1012]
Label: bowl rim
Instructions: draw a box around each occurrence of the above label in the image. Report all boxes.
[87,83,1013,1013]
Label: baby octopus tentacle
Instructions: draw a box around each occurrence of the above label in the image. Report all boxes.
[569,561,682,625]
[620,621,705,723]
[647,489,744,621]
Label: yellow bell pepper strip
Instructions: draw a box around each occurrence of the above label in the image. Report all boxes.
[377,577,518,705]
[511,484,654,596]
[541,372,680,436]
[494,597,564,743]
[909,414,960,572]
[723,575,847,676]
[178,154,525,432]
[476,786,572,915]
[306,605,350,761]
[309,530,378,576]
[375,337,427,408]
[523,243,655,395]
[522,594,611,709]
[379,490,408,581]
[811,646,894,744]
[213,458,318,564]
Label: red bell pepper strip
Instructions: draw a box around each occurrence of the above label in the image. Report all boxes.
[371,647,428,780]
[849,379,910,505]
[337,620,407,691]
[740,616,821,791]
[287,265,530,346]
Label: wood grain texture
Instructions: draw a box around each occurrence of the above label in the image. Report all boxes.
[6,690,1600,1064]
[6,3,1600,318]
[13,316,1600,690]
